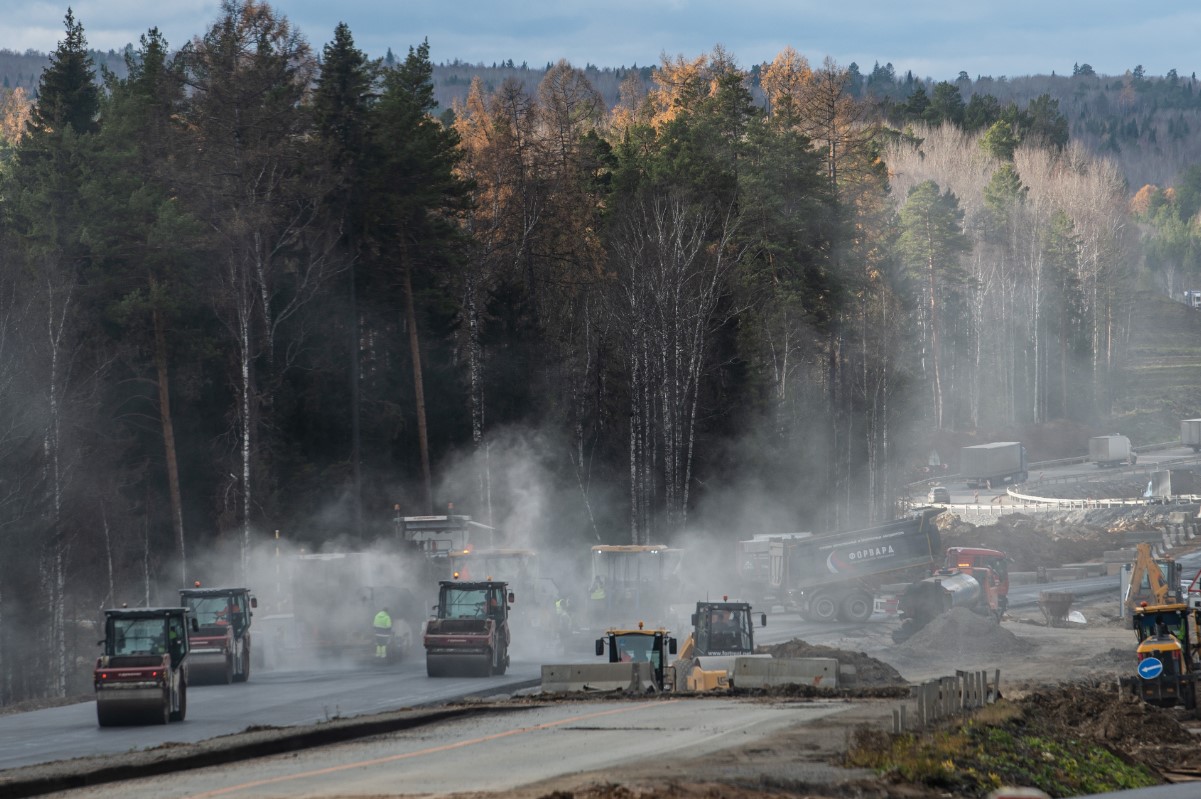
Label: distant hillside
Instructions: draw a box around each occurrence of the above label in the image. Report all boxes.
[1112,291,1201,443]
[3,46,1200,189]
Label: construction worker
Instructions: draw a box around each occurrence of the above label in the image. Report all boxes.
[373,606,393,659]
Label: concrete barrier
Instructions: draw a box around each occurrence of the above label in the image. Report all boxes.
[540,662,658,693]
[732,656,839,689]
[1061,562,1106,577]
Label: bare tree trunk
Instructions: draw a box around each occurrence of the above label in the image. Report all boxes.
[403,254,433,515]
[349,260,363,538]
[152,298,186,586]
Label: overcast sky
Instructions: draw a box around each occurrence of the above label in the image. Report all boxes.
[8,1,1201,81]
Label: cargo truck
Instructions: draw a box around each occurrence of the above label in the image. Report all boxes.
[960,442,1028,488]
[767,508,943,623]
[1182,419,1201,453]
[1089,435,1135,468]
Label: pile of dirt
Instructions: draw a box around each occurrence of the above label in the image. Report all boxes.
[895,607,1035,658]
[755,639,906,686]
[940,512,1123,571]
[1015,681,1201,774]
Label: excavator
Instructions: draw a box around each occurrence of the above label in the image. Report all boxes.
[1123,542,1181,614]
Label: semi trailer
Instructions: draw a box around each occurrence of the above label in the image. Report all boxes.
[960,442,1028,488]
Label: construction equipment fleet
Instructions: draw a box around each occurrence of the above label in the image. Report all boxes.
[178,585,256,684]
[424,579,514,677]
[765,508,943,623]
[94,606,193,726]
[891,546,1010,643]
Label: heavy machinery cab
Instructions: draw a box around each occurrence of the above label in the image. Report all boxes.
[102,607,192,666]
[596,625,677,689]
[179,587,256,638]
[435,580,513,622]
[686,600,765,657]
[944,547,1009,597]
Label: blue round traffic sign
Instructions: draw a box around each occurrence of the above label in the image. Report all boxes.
[1138,657,1164,680]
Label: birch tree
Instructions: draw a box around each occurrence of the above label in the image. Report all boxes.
[179,0,338,575]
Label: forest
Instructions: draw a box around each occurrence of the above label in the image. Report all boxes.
[0,0,1197,701]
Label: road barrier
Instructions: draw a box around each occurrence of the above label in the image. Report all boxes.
[732,656,839,689]
[893,669,1000,732]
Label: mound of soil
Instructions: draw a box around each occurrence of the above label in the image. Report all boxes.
[896,607,1035,657]
[1018,681,1196,752]
[755,639,906,686]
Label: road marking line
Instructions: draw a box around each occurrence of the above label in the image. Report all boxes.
[183,700,670,798]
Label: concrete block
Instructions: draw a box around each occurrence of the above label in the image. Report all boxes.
[1107,562,1125,576]
[540,662,656,693]
[1121,531,1165,545]
[1043,567,1086,582]
[1061,563,1106,577]
[1103,549,1136,563]
[732,656,839,689]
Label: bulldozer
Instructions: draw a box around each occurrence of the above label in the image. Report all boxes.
[1125,601,1201,711]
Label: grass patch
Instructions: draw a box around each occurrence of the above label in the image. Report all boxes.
[844,700,1161,798]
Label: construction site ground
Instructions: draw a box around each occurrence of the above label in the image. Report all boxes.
[6,507,1201,799]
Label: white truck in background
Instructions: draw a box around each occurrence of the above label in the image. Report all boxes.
[1088,435,1135,468]
[1182,419,1201,453]
[960,442,1028,488]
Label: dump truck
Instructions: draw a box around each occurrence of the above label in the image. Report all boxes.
[766,508,943,623]
[1089,435,1135,468]
[1182,419,1201,453]
[94,607,193,726]
[736,533,809,607]
[891,546,1010,643]
[424,579,513,677]
[178,585,256,684]
[960,442,1028,488]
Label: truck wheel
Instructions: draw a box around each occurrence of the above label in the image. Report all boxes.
[838,593,874,624]
[808,593,839,623]
[170,679,187,722]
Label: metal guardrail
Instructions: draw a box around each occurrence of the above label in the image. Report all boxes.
[906,440,1184,492]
